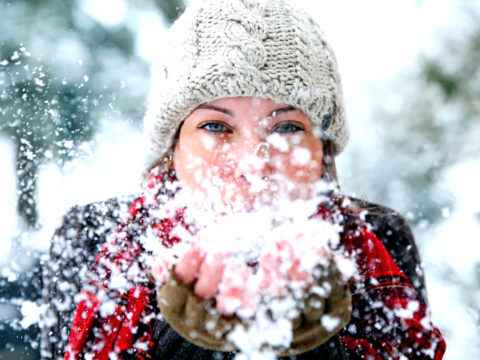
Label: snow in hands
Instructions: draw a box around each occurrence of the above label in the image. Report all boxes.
[148,177,353,358]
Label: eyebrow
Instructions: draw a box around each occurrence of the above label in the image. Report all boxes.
[269,106,296,117]
[197,104,297,117]
[197,104,234,116]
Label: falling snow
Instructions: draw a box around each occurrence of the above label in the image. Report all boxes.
[1,1,479,359]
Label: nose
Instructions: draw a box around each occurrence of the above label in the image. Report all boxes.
[254,143,269,158]
[233,138,272,181]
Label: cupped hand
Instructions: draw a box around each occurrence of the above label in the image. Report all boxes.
[152,237,353,356]
[152,237,330,318]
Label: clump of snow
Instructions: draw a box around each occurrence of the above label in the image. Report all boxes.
[394,300,420,319]
[321,314,341,331]
[20,301,42,328]
[266,133,289,152]
[148,178,352,358]
[292,147,311,165]
[228,309,292,359]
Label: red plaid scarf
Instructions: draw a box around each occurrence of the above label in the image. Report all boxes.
[64,168,183,360]
[65,169,445,360]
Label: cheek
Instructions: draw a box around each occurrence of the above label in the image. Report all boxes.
[174,142,236,191]
[272,146,323,183]
[174,143,206,187]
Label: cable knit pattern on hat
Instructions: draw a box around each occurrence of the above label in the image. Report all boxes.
[144,0,349,157]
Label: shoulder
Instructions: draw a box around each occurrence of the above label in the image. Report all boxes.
[350,198,414,241]
[47,194,140,283]
[56,194,137,229]
[349,197,427,302]
[52,195,138,250]
[41,194,139,358]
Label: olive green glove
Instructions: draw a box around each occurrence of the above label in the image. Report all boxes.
[156,257,351,356]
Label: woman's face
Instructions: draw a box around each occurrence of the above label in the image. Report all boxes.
[173,97,324,210]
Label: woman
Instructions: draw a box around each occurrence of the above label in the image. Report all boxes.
[41,0,446,359]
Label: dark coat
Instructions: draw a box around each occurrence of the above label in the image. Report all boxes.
[40,195,426,360]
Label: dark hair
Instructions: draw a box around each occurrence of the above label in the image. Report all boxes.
[145,121,184,174]
[321,139,339,183]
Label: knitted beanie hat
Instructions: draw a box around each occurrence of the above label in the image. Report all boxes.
[144,0,349,158]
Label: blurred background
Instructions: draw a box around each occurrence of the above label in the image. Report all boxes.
[0,0,479,358]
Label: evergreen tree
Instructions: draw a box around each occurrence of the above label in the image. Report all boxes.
[0,0,185,227]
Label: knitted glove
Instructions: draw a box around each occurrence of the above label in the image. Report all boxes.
[156,255,351,356]
[287,258,351,356]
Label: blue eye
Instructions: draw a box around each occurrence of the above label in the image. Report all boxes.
[199,122,230,133]
[273,122,304,133]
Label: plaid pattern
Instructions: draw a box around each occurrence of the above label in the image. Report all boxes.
[65,170,181,360]
[64,196,156,360]
[340,226,446,359]
[65,170,445,359]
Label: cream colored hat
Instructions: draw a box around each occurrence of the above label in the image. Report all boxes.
[144,0,349,158]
